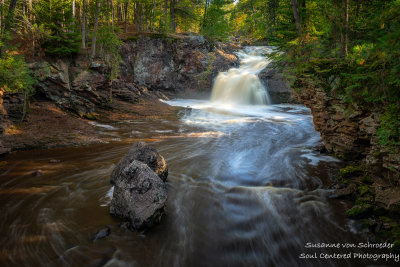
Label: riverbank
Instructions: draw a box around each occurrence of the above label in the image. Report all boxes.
[293,73,400,253]
[0,98,179,152]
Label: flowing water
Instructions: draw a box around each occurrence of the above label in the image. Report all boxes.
[0,47,391,267]
[211,47,272,105]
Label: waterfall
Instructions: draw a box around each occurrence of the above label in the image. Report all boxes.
[211,47,272,105]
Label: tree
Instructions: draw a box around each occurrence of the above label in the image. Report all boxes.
[340,0,349,57]
[82,0,86,48]
[201,0,232,40]
[291,0,301,34]
[91,0,101,59]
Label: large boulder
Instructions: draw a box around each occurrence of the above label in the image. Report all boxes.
[111,142,168,183]
[110,160,167,230]
[110,142,168,231]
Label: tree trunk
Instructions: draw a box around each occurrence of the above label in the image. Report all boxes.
[4,0,18,33]
[124,0,129,33]
[111,0,114,30]
[91,0,101,59]
[0,0,4,34]
[1,0,18,55]
[170,0,175,32]
[291,0,302,34]
[344,0,349,56]
[21,90,28,123]
[164,0,168,32]
[106,0,110,26]
[159,0,162,31]
[340,0,349,57]
[300,0,306,30]
[202,0,209,30]
[72,0,75,19]
[151,0,156,32]
[82,0,86,48]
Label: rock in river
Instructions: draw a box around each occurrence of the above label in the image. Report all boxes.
[111,141,168,183]
[110,142,168,231]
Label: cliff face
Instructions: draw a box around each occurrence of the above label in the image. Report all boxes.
[259,65,297,104]
[294,84,399,182]
[120,35,238,93]
[1,35,238,120]
[0,35,239,152]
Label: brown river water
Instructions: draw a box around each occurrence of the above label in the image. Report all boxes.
[0,47,397,267]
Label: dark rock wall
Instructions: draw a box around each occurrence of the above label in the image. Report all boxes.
[120,35,238,93]
[259,65,297,104]
[294,84,399,182]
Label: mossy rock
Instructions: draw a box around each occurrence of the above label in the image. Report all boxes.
[340,165,364,179]
[126,36,138,41]
[358,184,371,196]
[84,113,98,120]
[150,33,169,39]
[372,206,387,216]
[361,176,374,184]
[346,204,373,219]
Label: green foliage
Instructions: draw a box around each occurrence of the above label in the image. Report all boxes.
[260,0,400,155]
[346,204,373,219]
[201,0,232,41]
[339,165,364,179]
[96,25,123,80]
[0,50,35,95]
[33,0,81,56]
[377,104,400,149]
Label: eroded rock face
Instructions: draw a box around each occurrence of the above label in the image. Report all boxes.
[110,142,168,231]
[29,60,110,117]
[110,160,167,231]
[25,35,238,117]
[120,35,238,93]
[294,83,399,182]
[259,65,296,104]
[294,85,377,159]
[111,141,168,183]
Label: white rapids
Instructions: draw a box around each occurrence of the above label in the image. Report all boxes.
[211,46,273,105]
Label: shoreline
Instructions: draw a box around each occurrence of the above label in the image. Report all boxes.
[0,97,180,154]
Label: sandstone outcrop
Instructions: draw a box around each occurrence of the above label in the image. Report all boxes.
[294,83,399,182]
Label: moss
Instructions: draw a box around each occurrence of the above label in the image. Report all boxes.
[360,218,377,229]
[392,240,400,253]
[339,165,364,178]
[391,225,400,238]
[346,204,373,219]
[355,194,374,205]
[372,206,387,216]
[150,32,169,39]
[126,36,138,41]
[84,113,98,120]
[358,184,371,196]
[195,53,216,90]
[379,216,393,223]
[361,176,374,184]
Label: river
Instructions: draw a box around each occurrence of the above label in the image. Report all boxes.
[0,47,385,267]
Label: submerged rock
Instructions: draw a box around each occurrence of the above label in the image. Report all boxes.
[110,142,168,231]
[111,141,168,183]
[31,169,43,177]
[92,226,111,241]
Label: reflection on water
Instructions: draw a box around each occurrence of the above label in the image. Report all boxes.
[0,97,383,266]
